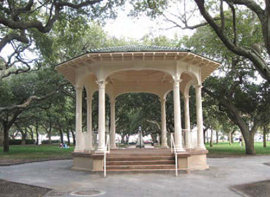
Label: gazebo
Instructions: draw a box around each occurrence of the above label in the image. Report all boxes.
[56,45,220,172]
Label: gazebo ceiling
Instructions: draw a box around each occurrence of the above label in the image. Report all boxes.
[56,45,220,85]
[108,70,172,83]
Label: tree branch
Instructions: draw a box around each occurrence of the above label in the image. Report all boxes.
[146,120,161,130]
[0,82,68,113]
[194,0,270,82]
[56,0,102,9]
[163,14,220,30]
[227,2,237,45]
[0,32,29,51]
[0,0,102,33]
[202,86,249,133]
[225,0,264,19]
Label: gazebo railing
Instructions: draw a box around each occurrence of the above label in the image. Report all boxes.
[104,134,110,177]
[170,133,178,177]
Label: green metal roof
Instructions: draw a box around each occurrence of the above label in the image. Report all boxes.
[88,45,190,53]
[56,45,220,68]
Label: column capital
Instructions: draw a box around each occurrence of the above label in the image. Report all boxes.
[75,86,83,91]
[86,97,93,101]
[184,95,191,99]
[172,79,182,89]
[159,98,167,102]
[110,98,116,104]
[96,80,107,89]
[194,84,203,89]
[171,79,182,84]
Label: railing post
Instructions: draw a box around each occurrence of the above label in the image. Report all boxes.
[170,133,178,177]
[104,134,110,177]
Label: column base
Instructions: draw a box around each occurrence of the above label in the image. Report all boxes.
[176,148,186,152]
[175,145,185,152]
[161,144,169,148]
[184,145,192,149]
[74,146,84,152]
[84,148,95,153]
[95,149,105,154]
[196,145,206,150]
[110,144,117,149]
[95,145,106,153]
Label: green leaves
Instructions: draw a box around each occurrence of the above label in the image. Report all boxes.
[129,0,168,18]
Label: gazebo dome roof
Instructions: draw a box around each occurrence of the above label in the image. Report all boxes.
[88,45,190,53]
[56,45,220,86]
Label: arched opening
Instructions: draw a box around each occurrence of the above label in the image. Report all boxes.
[104,69,174,148]
[115,92,161,146]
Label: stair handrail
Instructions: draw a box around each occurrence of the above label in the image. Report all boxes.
[170,133,178,177]
[104,134,110,177]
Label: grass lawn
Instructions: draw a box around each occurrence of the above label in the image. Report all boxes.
[1,142,270,165]
[0,145,74,165]
[206,141,270,156]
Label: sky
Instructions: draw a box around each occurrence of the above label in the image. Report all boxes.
[104,13,176,39]
[103,3,194,41]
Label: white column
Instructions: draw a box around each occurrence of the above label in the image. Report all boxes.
[84,96,93,152]
[96,80,107,153]
[173,79,184,151]
[184,95,191,149]
[195,85,205,149]
[161,98,168,148]
[74,86,84,152]
[110,98,117,149]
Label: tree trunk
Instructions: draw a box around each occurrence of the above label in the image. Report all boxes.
[66,130,70,146]
[47,122,52,144]
[121,134,125,143]
[231,131,235,143]
[48,130,51,144]
[228,131,232,145]
[29,128,34,140]
[21,130,26,145]
[263,126,267,148]
[243,132,255,155]
[2,112,21,152]
[71,130,76,145]
[0,124,3,146]
[151,133,155,144]
[59,129,64,144]
[216,131,219,144]
[126,134,129,144]
[35,123,39,145]
[3,124,9,152]
[210,128,213,147]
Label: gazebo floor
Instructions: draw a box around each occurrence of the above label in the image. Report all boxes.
[72,147,208,173]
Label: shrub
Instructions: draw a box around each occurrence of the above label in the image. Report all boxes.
[9,139,35,145]
[42,140,60,144]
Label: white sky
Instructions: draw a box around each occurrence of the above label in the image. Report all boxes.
[103,4,191,40]
[103,1,229,41]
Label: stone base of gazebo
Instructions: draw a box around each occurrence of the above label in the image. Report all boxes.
[71,149,209,172]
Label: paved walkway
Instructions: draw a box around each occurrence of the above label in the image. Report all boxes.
[0,156,270,197]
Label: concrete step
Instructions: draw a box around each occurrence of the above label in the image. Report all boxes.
[107,156,174,161]
[107,160,175,165]
[107,164,175,170]
[104,169,177,172]
[95,169,182,175]
[106,150,176,172]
